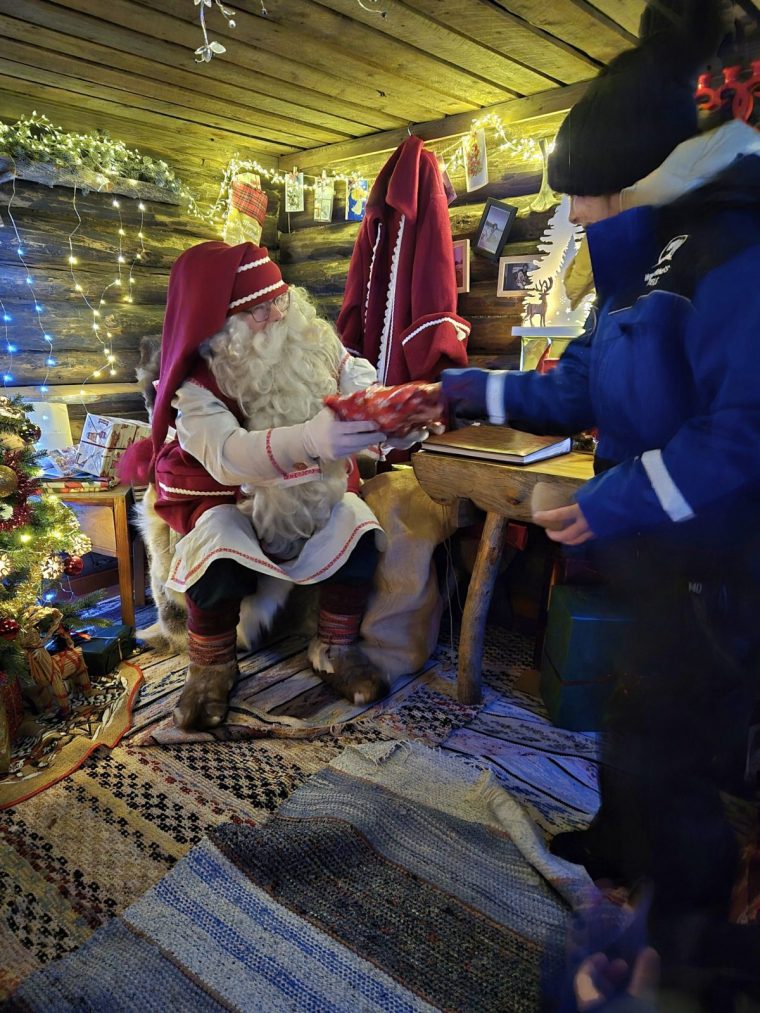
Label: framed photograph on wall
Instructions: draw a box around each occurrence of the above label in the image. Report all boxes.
[452,239,470,294]
[497,255,539,299]
[473,199,517,261]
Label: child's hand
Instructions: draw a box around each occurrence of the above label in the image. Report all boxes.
[533,503,595,545]
[574,947,660,1011]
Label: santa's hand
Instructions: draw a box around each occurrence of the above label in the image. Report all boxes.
[303,406,385,463]
[382,428,430,451]
[533,503,595,546]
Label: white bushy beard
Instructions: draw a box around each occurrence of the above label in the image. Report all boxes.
[202,288,347,561]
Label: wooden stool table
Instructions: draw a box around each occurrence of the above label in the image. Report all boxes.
[412,449,594,704]
[55,483,140,628]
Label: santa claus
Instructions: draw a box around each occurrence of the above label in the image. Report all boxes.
[121,240,424,731]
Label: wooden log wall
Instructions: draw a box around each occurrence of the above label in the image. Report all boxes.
[277,135,556,371]
[0,177,280,437]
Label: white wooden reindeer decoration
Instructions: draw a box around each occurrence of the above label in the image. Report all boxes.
[524,278,553,328]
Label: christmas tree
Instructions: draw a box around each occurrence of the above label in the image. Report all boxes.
[0,395,92,676]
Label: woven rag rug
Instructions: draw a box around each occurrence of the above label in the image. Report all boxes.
[0,608,612,1002]
[8,740,629,1013]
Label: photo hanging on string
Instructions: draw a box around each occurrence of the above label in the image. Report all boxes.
[346,178,369,221]
[313,176,335,222]
[285,171,304,213]
[462,128,488,192]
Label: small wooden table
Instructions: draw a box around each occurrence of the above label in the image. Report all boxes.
[56,483,140,628]
[412,449,594,704]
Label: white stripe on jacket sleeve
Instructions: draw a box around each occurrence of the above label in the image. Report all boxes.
[485,371,509,424]
[641,449,695,522]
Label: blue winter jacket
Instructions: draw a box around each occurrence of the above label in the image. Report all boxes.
[487,156,760,547]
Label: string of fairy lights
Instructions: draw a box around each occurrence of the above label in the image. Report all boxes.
[0,109,551,397]
[210,113,548,221]
[2,179,152,396]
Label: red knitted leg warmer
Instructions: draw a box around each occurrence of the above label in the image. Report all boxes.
[185,597,239,667]
[317,582,371,647]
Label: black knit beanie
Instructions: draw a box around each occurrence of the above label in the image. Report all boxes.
[548,0,727,196]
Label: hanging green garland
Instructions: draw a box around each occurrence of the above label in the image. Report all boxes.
[0,112,181,191]
[0,112,219,224]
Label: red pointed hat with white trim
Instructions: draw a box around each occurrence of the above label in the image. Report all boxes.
[119,240,287,484]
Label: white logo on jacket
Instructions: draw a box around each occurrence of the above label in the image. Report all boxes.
[644,234,689,287]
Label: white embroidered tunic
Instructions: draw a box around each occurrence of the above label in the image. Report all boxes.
[164,353,386,594]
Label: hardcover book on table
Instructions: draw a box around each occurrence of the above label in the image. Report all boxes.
[423,424,572,465]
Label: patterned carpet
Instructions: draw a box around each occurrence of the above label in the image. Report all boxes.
[0,594,603,1004]
[8,742,621,1013]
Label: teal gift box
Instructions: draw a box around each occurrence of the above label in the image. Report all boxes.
[540,585,633,732]
[74,625,137,677]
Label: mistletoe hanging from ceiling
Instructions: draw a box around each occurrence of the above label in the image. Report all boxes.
[192,0,388,63]
[193,0,237,63]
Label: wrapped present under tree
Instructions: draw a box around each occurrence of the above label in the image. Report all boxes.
[18,607,91,716]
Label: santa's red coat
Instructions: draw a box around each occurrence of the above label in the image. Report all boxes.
[337,136,470,387]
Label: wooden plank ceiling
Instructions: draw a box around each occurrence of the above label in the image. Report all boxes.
[0,0,655,189]
[0,1,757,185]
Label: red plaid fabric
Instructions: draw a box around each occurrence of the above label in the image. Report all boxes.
[231,181,268,225]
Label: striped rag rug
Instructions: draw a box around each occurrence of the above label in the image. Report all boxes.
[7,741,629,1013]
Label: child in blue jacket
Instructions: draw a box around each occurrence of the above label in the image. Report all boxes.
[442,0,760,997]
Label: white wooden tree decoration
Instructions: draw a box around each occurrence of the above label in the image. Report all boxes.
[523,195,594,328]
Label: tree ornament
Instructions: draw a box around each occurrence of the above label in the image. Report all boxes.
[63,555,84,576]
[41,554,64,580]
[0,617,20,640]
[0,465,19,498]
[0,503,13,521]
[0,397,23,422]
[0,431,25,451]
[18,421,42,445]
[0,553,11,578]
[69,533,92,556]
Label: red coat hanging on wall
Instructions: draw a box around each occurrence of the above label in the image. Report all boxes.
[337,135,471,387]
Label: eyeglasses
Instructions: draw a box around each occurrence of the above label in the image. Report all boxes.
[249,291,290,322]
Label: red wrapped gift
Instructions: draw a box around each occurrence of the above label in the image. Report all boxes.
[324,382,444,439]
